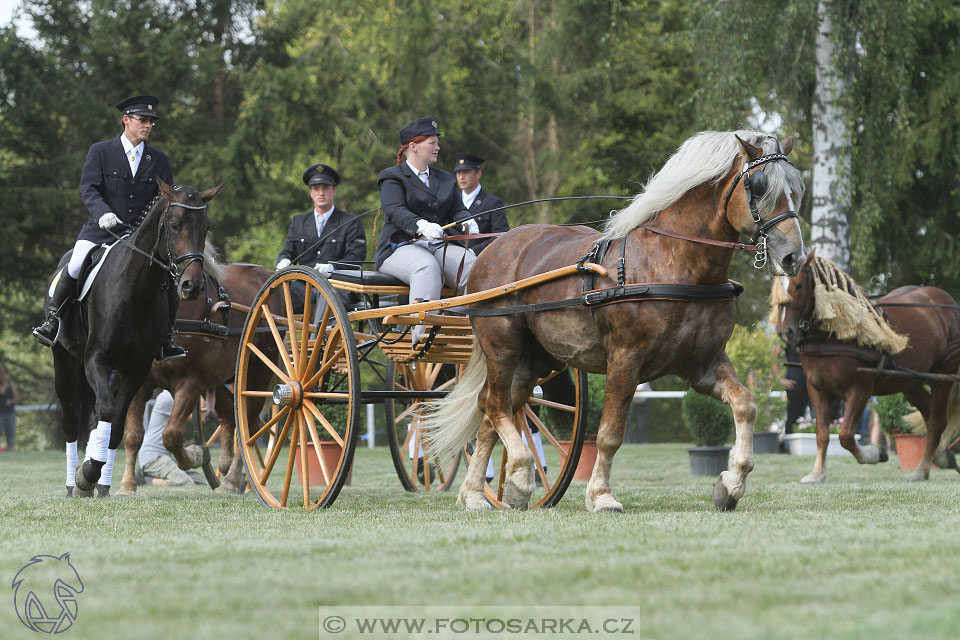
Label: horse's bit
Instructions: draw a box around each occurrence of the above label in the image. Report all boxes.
[722,152,798,270]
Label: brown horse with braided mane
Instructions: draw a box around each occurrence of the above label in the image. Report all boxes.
[773,250,960,483]
[115,257,280,495]
[423,129,806,512]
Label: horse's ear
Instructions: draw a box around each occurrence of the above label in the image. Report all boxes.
[198,183,225,203]
[157,179,175,200]
[807,247,816,262]
[735,134,763,160]
[780,136,795,156]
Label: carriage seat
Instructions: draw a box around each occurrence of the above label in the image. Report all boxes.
[327,262,452,297]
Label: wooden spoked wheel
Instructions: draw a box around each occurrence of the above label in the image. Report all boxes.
[465,367,588,509]
[235,267,360,509]
[385,361,461,492]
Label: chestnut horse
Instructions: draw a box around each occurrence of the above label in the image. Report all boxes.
[423,130,806,512]
[116,260,280,495]
[774,251,960,482]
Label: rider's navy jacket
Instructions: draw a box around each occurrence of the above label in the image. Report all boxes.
[464,187,508,255]
[78,136,174,244]
[276,207,367,267]
[374,163,471,268]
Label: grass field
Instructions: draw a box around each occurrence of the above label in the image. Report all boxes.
[2,444,959,639]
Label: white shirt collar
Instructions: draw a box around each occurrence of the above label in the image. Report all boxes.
[315,205,335,235]
[120,134,144,157]
[406,160,429,179]
[462,184,481,209]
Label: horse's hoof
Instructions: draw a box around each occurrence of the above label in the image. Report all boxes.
[458,490,492,512]
[800,472,826,484]
[712,480,738,512]
[591,494,623,513]
[96,484,111,498]
[879,447,889,463]
[182,444,206,469]
[501,476,531,510]
[67,485,93,498]
[114,484,137,497]
[75,461,99,492]
[907,471,928,482]
[214,482,242,495]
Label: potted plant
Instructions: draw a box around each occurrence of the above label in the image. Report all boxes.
[725,325,787,454]
[293,403,353,486]
[875,393,924,470]
[783,413,846,456]
[682,389,733,476]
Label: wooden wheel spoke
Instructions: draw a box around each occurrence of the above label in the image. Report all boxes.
[297,413,310,508]
[280,416,298,508]
[281,282,302,376]
[304,412,333,486]
[302,399,346,447]
[496,448,507,501]
[394,403,419,426]
[303,343,345,390]
[298,281,314,375]
[246,340,290,382]
[529,397,576,412]
[260,409,295,485]
[522,405,567,459]
[248,406,289,445]
[204,424,222,448]
[520,417,550,491]
[260,305,295,378]
[303,306,335,375]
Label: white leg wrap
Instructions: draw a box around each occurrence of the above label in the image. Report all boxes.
[88,420,111,462]
[65,441,79,487]
[99,448,117,486]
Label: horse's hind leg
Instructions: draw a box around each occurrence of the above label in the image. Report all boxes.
[840,389,888,465]
[55,349,89,497]
[585,356,638,514]
[163,386,207,471]
[456,417,496,511]
[116,385,151,496]
[215,385,246,495]
[481,360,537,510]
[907,383,950,481]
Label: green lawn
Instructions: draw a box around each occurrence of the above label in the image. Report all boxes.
[2,445,959,639]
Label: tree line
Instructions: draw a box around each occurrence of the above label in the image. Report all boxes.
[1,0,957,394]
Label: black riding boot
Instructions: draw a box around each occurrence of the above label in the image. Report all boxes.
[157,285,187,361]
[32,272,77,347]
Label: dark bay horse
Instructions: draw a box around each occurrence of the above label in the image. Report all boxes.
[54,181,219,496]
[774,251,960,482]
[116,260,280,495]
[423,130,806,512]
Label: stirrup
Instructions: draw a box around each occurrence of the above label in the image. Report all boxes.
[157,341,187,361]
[32,318,60,348]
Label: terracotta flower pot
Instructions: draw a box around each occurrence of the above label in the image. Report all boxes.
[893,433,930,471]
[558,439,597,481]
[293,442,352,486]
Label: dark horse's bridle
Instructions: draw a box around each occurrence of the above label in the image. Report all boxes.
[721,152,799,270]
[107,195,206,283]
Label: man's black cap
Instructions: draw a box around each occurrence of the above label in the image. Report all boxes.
[452,153,485,172]
[399,116,442,145]
[302,163,341,186]
[116,95,160,119]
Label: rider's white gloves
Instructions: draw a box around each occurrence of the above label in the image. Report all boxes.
[314,263,334,277]
[276,258,292,270]
[461,219,479,234]
[98,212,120,230]
[416,219,444,240]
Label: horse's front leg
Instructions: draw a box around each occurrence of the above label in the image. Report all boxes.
[116,385,152,495]
[75,355,118,492]
[699,356,755,511]
[215,385,245,495]
[584,364,637,514]
[907,383,951,481]
[163,387,206,471]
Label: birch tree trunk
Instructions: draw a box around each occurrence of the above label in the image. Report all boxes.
[810,0,851,271]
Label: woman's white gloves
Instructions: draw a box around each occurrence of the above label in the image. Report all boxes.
[416,219,444,240]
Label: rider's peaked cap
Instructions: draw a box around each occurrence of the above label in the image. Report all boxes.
[399,117,442,145]
[302,163,341,186]
[116,95,160,119]
[451,152,484,172]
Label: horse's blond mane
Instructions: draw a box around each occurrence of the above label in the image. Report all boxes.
[601,129,805,240]
[203,238,225,280]
[806,256,908,355]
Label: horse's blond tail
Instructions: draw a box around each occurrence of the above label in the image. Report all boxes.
[420,343,487,462]
[901,366,960,450]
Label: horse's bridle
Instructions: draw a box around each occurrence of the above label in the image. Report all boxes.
[778,264,815,343]
[722,152,799,269]
[162,200,206,280]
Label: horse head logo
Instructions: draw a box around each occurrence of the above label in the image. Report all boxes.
[11,553,84,634]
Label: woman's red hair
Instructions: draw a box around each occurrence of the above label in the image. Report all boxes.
[396,135,430,165]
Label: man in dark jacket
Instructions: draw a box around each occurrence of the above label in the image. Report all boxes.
[33,94,183,360]
[276,163,366,309]
[451,152,508,255]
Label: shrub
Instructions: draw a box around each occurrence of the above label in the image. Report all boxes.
[875,393,914,435]
[681,389,733,446]
[725,324,787,431]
